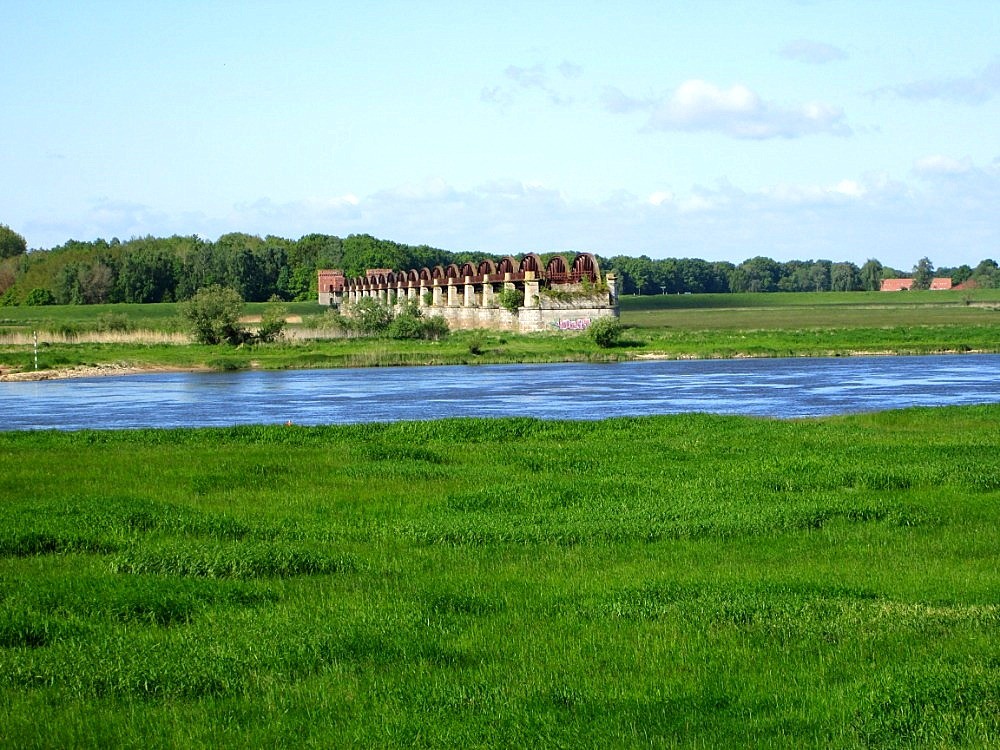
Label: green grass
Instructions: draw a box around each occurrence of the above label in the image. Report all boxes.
[621,289,1000,329]
[2,292,1000,376]
[0,301,325,333]
[1,408,999,747]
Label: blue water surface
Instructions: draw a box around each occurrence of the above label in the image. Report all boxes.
[2,355,999,431]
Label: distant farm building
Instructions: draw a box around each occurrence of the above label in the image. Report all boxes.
[880,277,953,291]
[318,253,619,333]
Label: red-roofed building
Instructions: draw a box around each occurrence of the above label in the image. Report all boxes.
[880,277,953,291]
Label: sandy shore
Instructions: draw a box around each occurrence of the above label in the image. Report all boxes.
[0,363,197,382]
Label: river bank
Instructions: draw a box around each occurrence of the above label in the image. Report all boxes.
[1,335,997,382]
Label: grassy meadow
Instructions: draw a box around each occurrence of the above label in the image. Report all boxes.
[1,289,1000,375]
[2,408,999,747]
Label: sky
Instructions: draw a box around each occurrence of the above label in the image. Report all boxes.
[3,1,999,270]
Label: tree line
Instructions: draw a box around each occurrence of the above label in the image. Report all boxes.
[1,224,998,306]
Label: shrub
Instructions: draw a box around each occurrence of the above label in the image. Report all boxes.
[387,305,449,341]
[386,309,425,340]
[182,285,246,345]
[589,316,624,348]
[468,332,486,355]
[497,289,524,314]
[96,312,135,333]
[351,297,394,335]
[24,288,55,307]
[420,315,449,341]
[256,302,287,343]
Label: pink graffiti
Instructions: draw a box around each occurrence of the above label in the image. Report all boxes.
[556,318,592,331]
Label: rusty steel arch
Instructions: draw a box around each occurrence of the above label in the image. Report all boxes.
[477,259,497,276]
[521,253,542,275]
[497,256,518,275]
[431,265,446,280]
[407,269,420,283]
[571,253,600,282]
[459,262,476,278]
[445,263,461,280]
[546,255,569,283]
[419,267,432,281]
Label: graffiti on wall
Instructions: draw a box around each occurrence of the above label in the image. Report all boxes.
[551,318,592,331]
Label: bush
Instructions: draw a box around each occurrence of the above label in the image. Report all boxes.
[420,315,449,341]
[351,297,394,335]
[468,332,486,355]
[257,302,287,343]
[387,304,450,341]
[182,285,246,345]
[588,316,624,348]
[386,310,425,340]
[96,312,135,333]
[24,288,55,307]
[497,289,524,314]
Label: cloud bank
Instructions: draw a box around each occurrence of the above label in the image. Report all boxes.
[604,79,850,139]
[24,159,999,270]
[872,57,1000,104]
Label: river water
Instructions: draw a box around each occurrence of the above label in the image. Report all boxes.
[2,355,999,431]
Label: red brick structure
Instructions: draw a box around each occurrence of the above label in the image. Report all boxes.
[880,277,953,291]
[317,270,345,306]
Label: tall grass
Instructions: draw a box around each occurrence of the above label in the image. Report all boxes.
[1,407,998,747]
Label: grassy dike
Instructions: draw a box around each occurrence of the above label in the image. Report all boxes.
[2,408,999,747]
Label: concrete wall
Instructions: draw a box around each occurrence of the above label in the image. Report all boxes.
[425,297,618,333]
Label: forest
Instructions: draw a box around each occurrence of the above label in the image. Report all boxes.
[1,223,998,305]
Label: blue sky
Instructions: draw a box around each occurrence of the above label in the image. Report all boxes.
[3,1,998,269]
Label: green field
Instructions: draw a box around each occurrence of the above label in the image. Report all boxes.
[2,290,1000,376]
[2,409,998,747]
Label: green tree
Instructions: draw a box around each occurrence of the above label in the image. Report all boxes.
[182,285,246,344]
[911,257,934,290]
[0,224,27,259]
[733,257,781,293]
[972,259,999,288]
[950,264,973,285]
[860,259,884,291]
[830,262,861,291]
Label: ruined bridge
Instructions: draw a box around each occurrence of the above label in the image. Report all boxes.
[318,253,619,333]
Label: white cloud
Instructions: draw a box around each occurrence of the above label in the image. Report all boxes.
[607,79,849,139]
[914,155,973,176]
[779,39,848,65]
[871,57,1000,104]
[483,60,582,107]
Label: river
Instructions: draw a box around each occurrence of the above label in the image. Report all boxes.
[2,354,999,431]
